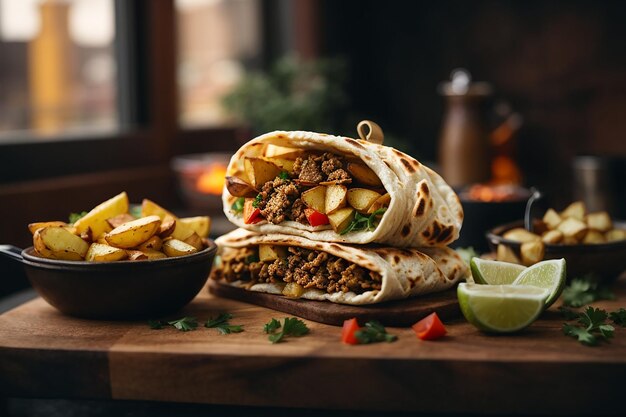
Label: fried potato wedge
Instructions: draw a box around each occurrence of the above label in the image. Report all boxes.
[137,235,163,251]
[225,176,257,198]
[541,230,563,244]
[142,249,168,260]
[106,213,136,229]
[244,157,281,189]
[263,157,295,173]
[325,184,348,214]
[183,232,204,251]
[33,227,90,260]
[367,193,391,214]
[520,240,545,266]
[127,250,149,261]
[178,216,211,238]
[560,201,586,221]
[86,243,128,262]
[74,191,129,239]
[327,207,355,234]
[141,198,177,220]
[104,215,161,249]
[503,228,541,243]
[162,239,198,257]
[158,216,176,238]
[302,185,327,213]
[542,208,562,230]
[586,211,612,232]
[28,221,69,235]
[583,230,606,244]
[347,163,383,187]
[347,188,381,213]
[557,217,588,240]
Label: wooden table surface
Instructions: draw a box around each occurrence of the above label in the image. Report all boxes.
[1,278,625,415]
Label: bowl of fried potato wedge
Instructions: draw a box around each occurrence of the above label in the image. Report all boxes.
[487,201,626,281]
[0,192,217,319]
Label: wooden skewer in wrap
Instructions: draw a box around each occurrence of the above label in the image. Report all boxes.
[357,120,384,145]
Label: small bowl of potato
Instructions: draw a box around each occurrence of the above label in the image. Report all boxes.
[486,201,626,282]
[0,192,217,319]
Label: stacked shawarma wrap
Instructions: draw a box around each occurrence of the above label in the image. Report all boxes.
[212,130,468,305]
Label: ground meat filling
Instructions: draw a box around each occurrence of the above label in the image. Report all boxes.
[218,247,382,295]
[256,152,353,225]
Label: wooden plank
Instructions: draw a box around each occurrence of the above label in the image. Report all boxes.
[208,280,460,326]
[0,279,625,414]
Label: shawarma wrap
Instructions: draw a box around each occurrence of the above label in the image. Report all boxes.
[223,130,463,247]
[212,228,468,305]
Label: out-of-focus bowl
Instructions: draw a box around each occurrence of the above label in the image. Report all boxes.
[486,220,626,283]
[0,241,217,319]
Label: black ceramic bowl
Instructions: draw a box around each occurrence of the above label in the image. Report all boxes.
[0,241,217,319]
[486,220,626,282]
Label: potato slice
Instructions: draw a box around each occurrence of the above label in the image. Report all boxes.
[496,244,521,264]
[74,191,129,239]
[137,235,163,251]
[244,157,281,189]
[127,250,149,261]
[104,215,161,249]
[583,230,606,244]
[503,228,541,243]
[367,193,391,214]
[520,240,545,266]
[347,188,381,213]
[171,218,196,241]
[178,216,211,238]
[259,244,287,262]
[183,232,204,251]
[327,207,355,233]
[302,185,327,213]
[33,227,90,260]
[158,216,176,238]
[106,213,137,229]
[605,229,626,242]
[28,221,69,235]
[541,230,563,244]
[561,201,586,221]
[282,282,305,298]
[325,185,348,214]
[225,176,257,198]
[263,157,295,173]
[557,217,588,240]
[542,209,562,230]
[586,211,612,232]
[347,163,383,187]
[86,243,128,262]
[141,198,177,220]
[162,239,198,257]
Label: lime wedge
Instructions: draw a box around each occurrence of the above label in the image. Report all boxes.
[470,258,526,285]
[457,283,549,333]
[512,258,566,308]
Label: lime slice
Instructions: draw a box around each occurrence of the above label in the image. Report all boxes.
[457,283,549,333]
[470,258,526,285]
[512,258,566,308]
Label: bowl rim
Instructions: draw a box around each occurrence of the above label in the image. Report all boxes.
[21,239,217,271]
[486,220,626,253]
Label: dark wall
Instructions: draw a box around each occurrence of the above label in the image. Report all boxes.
[320,0,626,208]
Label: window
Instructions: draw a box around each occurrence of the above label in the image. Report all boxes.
[176,0,262,127]
[0,0,117,140]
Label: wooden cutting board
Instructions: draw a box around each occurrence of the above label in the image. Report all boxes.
[208,280,459,326]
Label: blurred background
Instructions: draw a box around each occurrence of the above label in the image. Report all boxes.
[2,0,626,294]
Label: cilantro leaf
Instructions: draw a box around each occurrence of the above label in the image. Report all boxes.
[231,197,245,214]
[578,307,608,328]
[205,313,244,335]
[68,211,88,224]
[609,308,626,327]
[562,307,615,346]
[562,276,615,307]
[264,317,309,343]
[278,171,291,180]
[252,194,263,208]
[148,319,165,330]
[168,316,198,331]
[563,324,597,346]
[354,321,397,344]
[340,208,387,235]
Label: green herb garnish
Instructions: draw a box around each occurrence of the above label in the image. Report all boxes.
[168,316,198,332]
[354,321,397,344]
[245,254,259,264]
[205,313,244,334]
[148,319,165,330]
[278,171,291,180]
[263,317,309,343]
[231,197,245,214]
[68,211,88,224]
[610,308,626,327]
[562,276,615,307]
[129,205,142,218]
[252,194,263,208]
[340,208,387,235]
[562,307,614,346]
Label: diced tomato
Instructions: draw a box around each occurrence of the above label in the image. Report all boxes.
[243,198,262,224]
[412,312,447,340]
[341,318,361,345]
[304,208,329,227]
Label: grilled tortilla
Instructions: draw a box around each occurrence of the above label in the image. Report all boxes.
[212,228,468,305]
[223,130,463,247]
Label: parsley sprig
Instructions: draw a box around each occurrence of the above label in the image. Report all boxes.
[355,321,397,344]
[263,317,309,343]
[609,308,626,327]
[205,313,244,334]
[562,276,615,307]
[231,197,245,214]
[68,211,88,224]
[278,171,291,180]
[562,307,615,346]
[251,194,263,208]
[340,208,387,235]
[148,316,199,331]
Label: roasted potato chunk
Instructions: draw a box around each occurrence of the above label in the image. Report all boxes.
[503,228,541,243]
[327,207,355,234]
[86,243,128,262]
[520,240,545,266]
[282,282,305,298]
[158,216,177,238]
[178,216,211,238]
[140,198,177,220]
[225,176,257,198]
[302,185,327,213]
[347,188,381,213]
[561,201,586,221]
[586,211,612,232]
[542,209,562,230]
[605,229,626,242]
[347,163,383,187]
[162,239,198,257]
[106,213,136,229]
[244,157,281,189]
[583,230,606,244]
[33,227,90,260]
[104,215,161,249]
[28,221,69,235]
[74,191,129,239]
[541,230,563,244]
[137,235,163,251]
[557,218,588,240]
[496,244,521,264]
[259,244,287,262]
[183,232,204,251]
[325,184,348,214]
[367,193,391,214]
